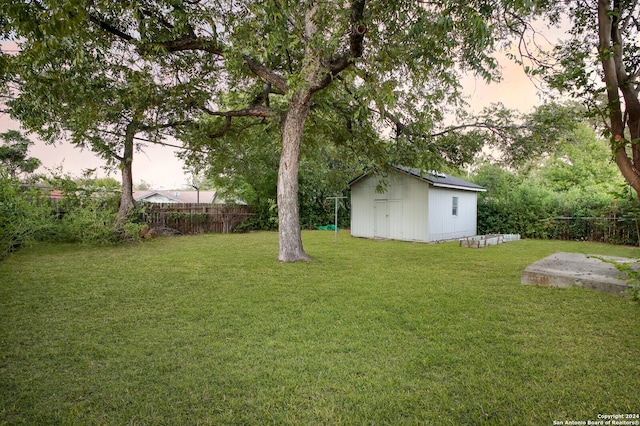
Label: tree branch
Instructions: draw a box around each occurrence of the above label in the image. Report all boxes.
[138,7,176,32]
[100,129,208,153]
[201,105,275,119]
[88,14,135,42]
[89,12,221,56]
[136,102,276,141]
[197,105,277,138]
[380,108,523,140]
[348,0,367,58]
[139,120,194,132]
[313,0,367,91]
[243,56,289,94]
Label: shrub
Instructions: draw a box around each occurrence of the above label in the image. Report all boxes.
[477,182,559,238]
[37,177,121,244]
[0,173,52,259]
[234,198,278,232]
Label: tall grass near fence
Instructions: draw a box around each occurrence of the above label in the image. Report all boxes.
[1,233,639,425]
[0,175,132,259]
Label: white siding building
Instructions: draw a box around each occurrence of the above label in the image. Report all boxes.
[349,166,485,243]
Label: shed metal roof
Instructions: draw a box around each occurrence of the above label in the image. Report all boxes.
[349,165,486,192]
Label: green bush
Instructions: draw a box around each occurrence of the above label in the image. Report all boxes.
[478,182,559,238]
[37,177,121,244]
[1,172,148,260]
[0,173,52,259]
[477,177,640,245]
[234,198,278,232]
[44,198,120,244]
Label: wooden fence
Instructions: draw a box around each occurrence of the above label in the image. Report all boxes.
[141,203,254,235]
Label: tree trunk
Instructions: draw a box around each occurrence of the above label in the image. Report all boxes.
[597,0,640,196]
[116,120,137,224]
[277,91,313,262]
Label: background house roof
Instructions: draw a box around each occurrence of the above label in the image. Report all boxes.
[133,190,247,204]
[349,166,486,192]
[133,190,219,204]
[49,189,65,199]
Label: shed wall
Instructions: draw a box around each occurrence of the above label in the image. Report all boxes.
[427,187,478,241]
[350,173,429,241]
[350,175,376,238]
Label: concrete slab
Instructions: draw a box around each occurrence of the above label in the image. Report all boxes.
[521,252,635,297]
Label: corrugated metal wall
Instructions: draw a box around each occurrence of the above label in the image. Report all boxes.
[351,173,429,242]
[427,188,477,241]
[350,172,478,243]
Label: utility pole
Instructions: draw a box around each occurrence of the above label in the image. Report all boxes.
[190,184,200,203]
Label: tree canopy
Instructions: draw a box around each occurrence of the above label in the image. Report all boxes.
[518,0,640,196]
[2,0,545,261]
[1,1,209,221]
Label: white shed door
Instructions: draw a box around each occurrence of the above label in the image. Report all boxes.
[389,200,403,239]
[374,200,389,238]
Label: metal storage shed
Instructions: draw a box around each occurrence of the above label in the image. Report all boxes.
[349,166,486,243]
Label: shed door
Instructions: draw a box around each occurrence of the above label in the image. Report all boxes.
[389,200,403,239]
[374,200,389,238]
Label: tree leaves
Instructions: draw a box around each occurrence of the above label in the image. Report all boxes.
[516,1,640,193]
[0,130,41,178]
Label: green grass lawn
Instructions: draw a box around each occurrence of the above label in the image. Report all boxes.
[1,232,639,425]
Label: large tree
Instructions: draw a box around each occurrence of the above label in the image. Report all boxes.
[2,0,525,261]
[9,53,164,221]
[519,1,640,197]
[1,2,210,223]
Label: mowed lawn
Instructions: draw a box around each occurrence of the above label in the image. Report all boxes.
[1,232,639,425]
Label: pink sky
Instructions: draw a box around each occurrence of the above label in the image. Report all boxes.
[1,34,552,189]
[0,114,188,189]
